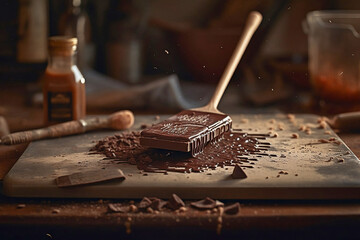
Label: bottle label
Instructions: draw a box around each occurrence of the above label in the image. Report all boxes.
[48,92,73,122]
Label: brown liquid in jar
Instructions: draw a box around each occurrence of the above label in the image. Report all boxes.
[43,67,85,125]
[43,36,86,125]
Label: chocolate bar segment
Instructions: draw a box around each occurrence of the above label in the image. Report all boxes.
[140,110,232,155]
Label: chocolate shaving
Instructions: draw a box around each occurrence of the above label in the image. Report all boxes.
[224,202,241,215]
[138,197,152,209]
[167,194,185,210]
[108,203,130,213]
[149,197,167,211]
[91,131,267,174]
[190,197,223,210]
[231,164,247,179]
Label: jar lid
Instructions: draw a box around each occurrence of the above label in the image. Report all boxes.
[49,36,78,48]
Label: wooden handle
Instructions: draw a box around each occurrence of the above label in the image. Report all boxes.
[0,110,135,145]
[206,11,262,112]
[332,111,360,131]
[0,121,84,145]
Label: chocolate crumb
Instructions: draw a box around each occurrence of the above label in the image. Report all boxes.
[319,121,327,129]
[305,129,312,135]
[337,158,344,163]
[291,133,299,139]
[52,209,60,214]
[298,125,306,131]
[17,204,26,209]
[265,177,269,179]
[224,202,241,215]
[129,204,137,212]
[146,207,154,213]
[143,173,148,176]
[179,206,187,213]
[167,194,185,210]
[287,114,295,120]
[231,164,247,179]
[140,124,151,129]
[276,175,280,178]
[295,174,298,176]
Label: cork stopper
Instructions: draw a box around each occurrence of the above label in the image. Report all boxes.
[48,36,78,55]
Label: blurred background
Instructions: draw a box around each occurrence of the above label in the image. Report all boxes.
[1,0,360,131]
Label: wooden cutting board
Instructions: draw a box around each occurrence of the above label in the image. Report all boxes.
[3,114,360,199]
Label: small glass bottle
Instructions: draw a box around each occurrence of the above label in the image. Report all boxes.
[43,36,86,125]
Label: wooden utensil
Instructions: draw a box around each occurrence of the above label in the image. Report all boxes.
[140,12,262,155]
[0,110,134,145]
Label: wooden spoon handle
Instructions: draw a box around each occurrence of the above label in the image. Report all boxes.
[332,111,360,131]
[207,11,262,111]
[0,120,86,145]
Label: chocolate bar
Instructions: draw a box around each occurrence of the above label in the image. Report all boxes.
[140,110,232,155]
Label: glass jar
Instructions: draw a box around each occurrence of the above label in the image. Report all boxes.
[42,36,86,125]
[305,11,360,103]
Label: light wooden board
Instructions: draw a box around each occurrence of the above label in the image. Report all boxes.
[3,114,360,199]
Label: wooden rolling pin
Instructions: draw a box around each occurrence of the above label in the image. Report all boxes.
[0,110,134,145]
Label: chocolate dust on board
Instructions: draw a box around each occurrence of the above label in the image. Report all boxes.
[90,130,272,173]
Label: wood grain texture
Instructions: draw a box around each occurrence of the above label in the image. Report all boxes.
[3,114,360,199]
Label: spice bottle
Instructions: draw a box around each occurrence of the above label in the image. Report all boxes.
[43,36,86,125]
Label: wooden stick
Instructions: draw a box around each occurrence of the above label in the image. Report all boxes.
[194,11,262,114]
[0,110,134,145]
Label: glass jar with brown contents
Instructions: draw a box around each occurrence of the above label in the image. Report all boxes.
[43,36,86,125]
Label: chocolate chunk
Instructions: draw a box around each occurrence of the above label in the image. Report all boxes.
[140,110,232,155]
[149,198,167,211]
[190,197,223,210]
[56,168,126,187]
[231,164,247,179]
[138,197,152,209]
[108,203,129,213]
[224,202,241,215]
[167,194,185,210]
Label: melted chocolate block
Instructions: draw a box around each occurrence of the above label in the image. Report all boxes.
[140,110,232,155]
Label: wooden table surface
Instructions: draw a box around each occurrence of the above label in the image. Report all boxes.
[0,83,360,239]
